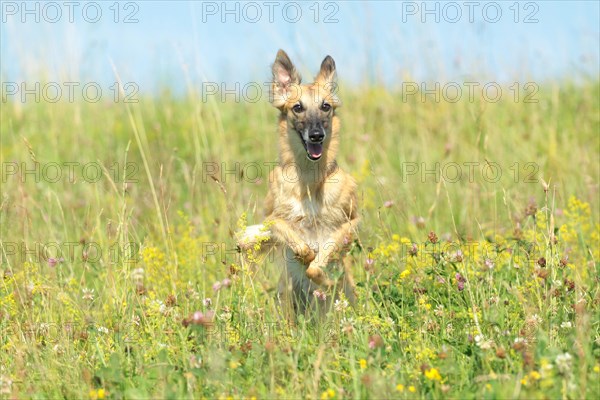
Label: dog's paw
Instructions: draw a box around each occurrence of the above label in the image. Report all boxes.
[293,242,315,265]
[237,224,271,251]
[305,264,334,287]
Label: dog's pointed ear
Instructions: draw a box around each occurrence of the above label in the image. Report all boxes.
[316,55,336,85]
[316,55,340,106]
[271,49,301,108]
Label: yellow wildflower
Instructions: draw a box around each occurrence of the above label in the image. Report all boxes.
[425,367,442,381]
[399,269,411,280]
[89,389,105,400]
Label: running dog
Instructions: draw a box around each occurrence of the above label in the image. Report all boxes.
[238,49,359,316]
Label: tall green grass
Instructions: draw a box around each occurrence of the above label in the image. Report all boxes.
[0,80,598,399]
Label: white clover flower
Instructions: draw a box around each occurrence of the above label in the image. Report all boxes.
[218,307,232,321]
[334,299,349,312]
[555,352,573,374]
[53,344,64,354]
[82,288,95,301]
[553,279,563,288]
[0,374,13,395]
[340,317,355,328]
[131,267,145,283]
[560,321,572,329]
[39,322,50,334]
[480,341,493,350]
[474,334,493,349]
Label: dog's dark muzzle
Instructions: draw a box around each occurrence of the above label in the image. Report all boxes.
[304,129,325,160]
[308,129,325,143]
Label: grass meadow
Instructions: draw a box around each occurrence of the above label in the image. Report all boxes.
[1,78,599,399]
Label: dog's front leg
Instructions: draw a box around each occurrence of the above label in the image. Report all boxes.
[305,217,360,286]
[267,217,316,265]
[237,224,272,251]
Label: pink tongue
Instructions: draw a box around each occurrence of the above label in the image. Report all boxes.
[307,142,323,159]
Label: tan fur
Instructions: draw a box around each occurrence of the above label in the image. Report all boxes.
[238,50,359,317]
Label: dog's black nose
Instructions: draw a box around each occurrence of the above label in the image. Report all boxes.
[308,130,325,143]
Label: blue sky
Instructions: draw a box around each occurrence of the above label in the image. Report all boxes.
[1,1,599,95]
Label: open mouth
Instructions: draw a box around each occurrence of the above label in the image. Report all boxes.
[298,131,324,161]
[305,141,323,160]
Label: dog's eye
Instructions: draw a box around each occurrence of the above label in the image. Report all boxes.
[292,103,304,113]
[321,102,331,112]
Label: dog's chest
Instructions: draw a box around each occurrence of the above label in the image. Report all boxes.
[287,197,320,223]
[283,195,342,237]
